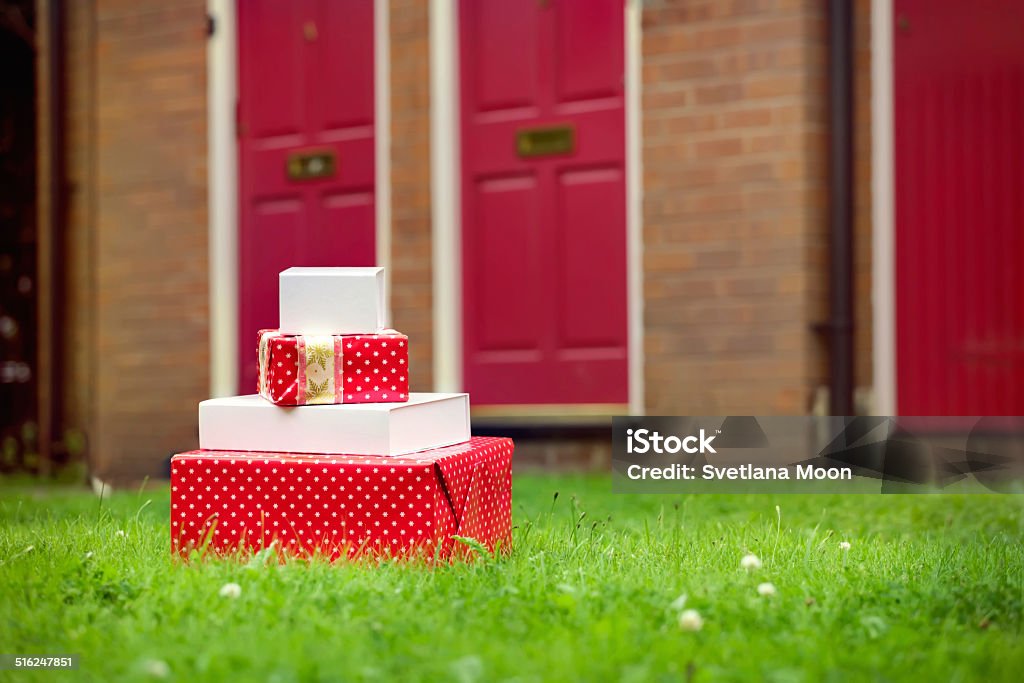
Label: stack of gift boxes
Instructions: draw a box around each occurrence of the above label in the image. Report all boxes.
[170,267,514,561]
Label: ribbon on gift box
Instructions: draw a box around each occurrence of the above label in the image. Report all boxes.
[257,329,409,405]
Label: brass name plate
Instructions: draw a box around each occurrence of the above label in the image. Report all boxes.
[286,149,336,180]
[516,125,575,157]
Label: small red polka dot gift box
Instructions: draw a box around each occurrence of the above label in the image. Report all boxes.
[257,329,410,405]
[170,437,513,561]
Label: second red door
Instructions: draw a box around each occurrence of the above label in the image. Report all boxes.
[459,0,629,407]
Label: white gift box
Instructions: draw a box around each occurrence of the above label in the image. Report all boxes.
[199,393,470,456]
[278,267,388,335]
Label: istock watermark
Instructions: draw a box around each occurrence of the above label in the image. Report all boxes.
[612,416,1024,494]
[626,428,718,455]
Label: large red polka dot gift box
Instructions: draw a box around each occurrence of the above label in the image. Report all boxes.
[171,437,513,561]
[170,267,514,561]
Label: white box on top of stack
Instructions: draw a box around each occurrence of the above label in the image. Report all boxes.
[198,393,470,457]
[278,267,388,335]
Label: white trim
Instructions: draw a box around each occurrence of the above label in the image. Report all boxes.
[871,0,896,414]
[625,0,645,415]
[430,0,462,392]
[207,0,239,398]
[375,0,393,323]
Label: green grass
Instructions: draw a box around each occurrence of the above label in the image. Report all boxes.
[1,475,1023,682]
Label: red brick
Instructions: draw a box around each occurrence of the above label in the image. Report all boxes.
[37,0,208,482]
[642,0,831,416]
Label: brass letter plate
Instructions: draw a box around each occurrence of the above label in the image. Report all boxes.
[516,125,575,157]
[286,149,336,181]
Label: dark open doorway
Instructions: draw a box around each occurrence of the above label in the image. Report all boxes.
[0,0,37,472]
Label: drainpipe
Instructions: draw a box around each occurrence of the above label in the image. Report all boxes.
[826,0,854,416]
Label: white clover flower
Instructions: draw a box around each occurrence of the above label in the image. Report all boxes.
[757,582,777,597]
[115,530,126,538]
[141,659,170,678]
[670,593,688,612]
[839,541,851,551]
[678,609,704,632]
[740,553,762,571]
[219,582,242,599]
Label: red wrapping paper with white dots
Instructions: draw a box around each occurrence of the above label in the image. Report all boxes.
[257,329,410,406]
[170,436,513,561]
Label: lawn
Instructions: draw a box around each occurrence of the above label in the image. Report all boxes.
[1,475,1023,682]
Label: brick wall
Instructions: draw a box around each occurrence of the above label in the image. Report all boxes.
[853,0,873,397]
[63,0,95,438]
[87,1,209,482]
[640,0,830,415]
[388,0,434,393]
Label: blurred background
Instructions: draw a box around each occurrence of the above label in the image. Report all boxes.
[1,0,1021,484]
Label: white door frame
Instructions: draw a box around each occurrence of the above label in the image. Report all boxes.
[207,0,238,398]
[205,0,392,397]
[624,0,644,415]
[429,0,461,395]
[871,0,896,414]
[429,0,646,414]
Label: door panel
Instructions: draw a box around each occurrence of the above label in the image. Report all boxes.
[314,192,376,268]
[475,175,542,351]
[460,0,628,406]
[248,201,302,337]
[317,0,374,131]
[237,0,375,392]
[894,0,1024,414]
[244,3,304,139]
[555,0,623,102]
[558,167,626,349]
[473,2,540,112]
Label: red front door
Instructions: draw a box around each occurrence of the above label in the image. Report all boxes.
[894,0,1024,414]
[237,0,375,392]
[459,0,628,406]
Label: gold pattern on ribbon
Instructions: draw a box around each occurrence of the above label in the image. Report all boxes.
[306,342,331,371]
[304,336,335,404]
